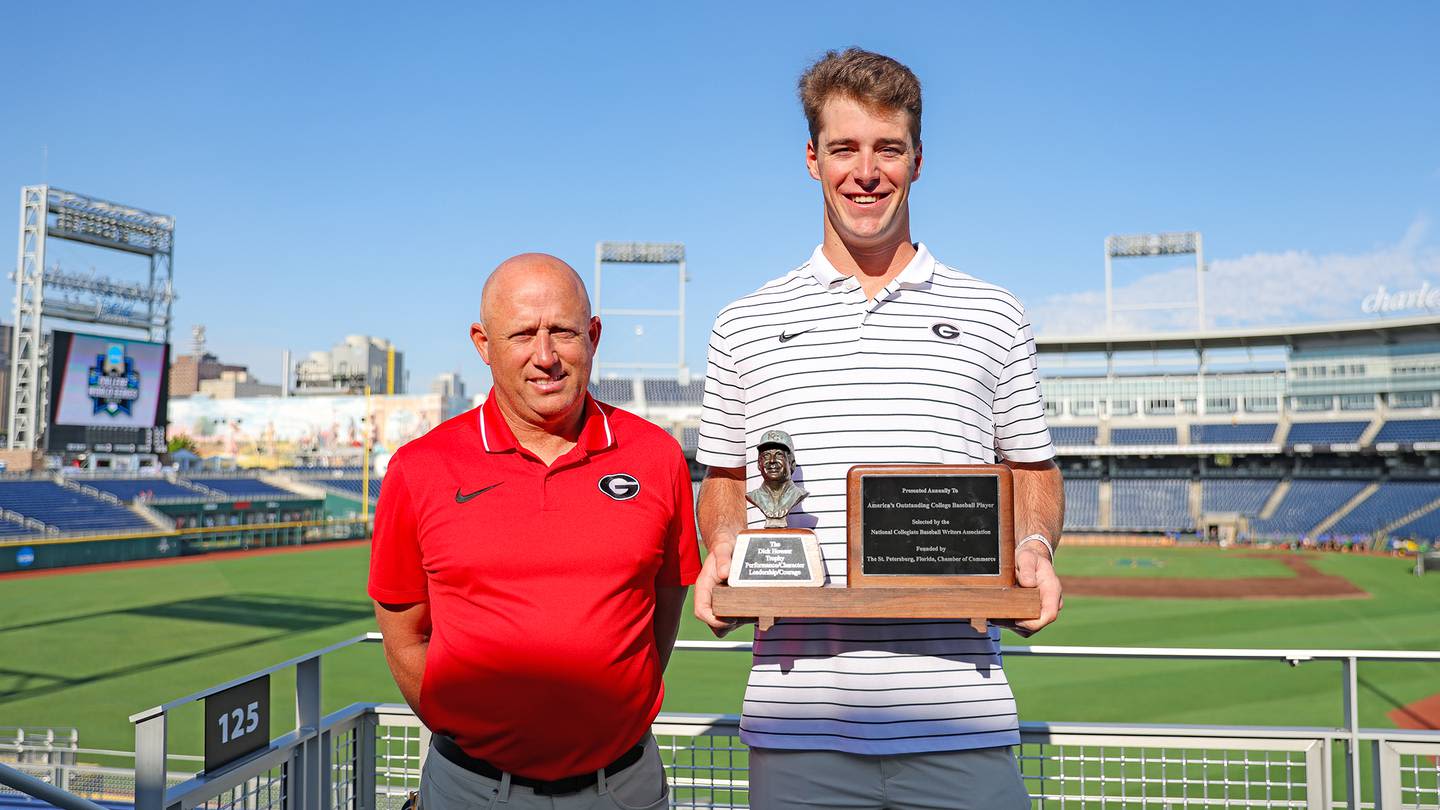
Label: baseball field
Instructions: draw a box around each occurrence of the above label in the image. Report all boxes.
[1,541,1437,759]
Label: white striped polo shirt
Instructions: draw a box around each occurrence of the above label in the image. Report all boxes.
[696,242,1055,755]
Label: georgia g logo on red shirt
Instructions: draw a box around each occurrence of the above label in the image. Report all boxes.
[598,473,641,501]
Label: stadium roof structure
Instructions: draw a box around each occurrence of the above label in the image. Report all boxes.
[1035,314,1440,354]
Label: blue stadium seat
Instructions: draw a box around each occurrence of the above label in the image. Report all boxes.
[1250,479,1368,536]
[320,477,382,501]
[1390,503,1440,540]
[1373,420,1440,444]
[1329,481,1440,535]
[1063,478,1100,529]
[185,478,294,498]
[1286,422,1368,444]
[0,480,153,534]
[681,427,699,454]
[84,478,201,501]
[1111,427,1178,446]
[1190,424,1277,444]
[1111,478,1192,530]
[1051,426,1098,446]
[1201,479,1279,516]
[588,379,635,404]
[642,378,704,404]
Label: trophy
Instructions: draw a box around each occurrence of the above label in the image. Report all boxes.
[713,446,1040,631]
[725,430,824,588]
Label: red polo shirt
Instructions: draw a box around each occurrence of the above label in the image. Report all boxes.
[368,394,699,779]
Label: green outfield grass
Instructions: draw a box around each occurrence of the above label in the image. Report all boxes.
[0,543,1437,760]
[1049,545,1299,578]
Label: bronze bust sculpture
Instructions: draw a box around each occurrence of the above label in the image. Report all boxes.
[747,429,808,528]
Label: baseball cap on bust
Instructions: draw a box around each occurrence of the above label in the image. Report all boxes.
[757,429,795,454]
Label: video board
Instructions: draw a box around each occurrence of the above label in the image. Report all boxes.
[47,330,170,454]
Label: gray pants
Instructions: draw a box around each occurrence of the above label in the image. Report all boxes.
[749,745,1030,810]
[419,736,667,810]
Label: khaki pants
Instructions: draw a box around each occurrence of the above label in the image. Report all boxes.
[749,745,1029,810]
[419,736,668,810]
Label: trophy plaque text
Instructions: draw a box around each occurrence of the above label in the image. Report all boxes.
[729,529,825,587]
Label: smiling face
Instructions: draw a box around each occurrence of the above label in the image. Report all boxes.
[471,255,601,436]
[806,95,922,253]
[758,446,793,484]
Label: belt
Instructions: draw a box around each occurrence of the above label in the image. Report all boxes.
[432,734,646,797]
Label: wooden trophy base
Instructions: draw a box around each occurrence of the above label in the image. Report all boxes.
[711,585,1040,632]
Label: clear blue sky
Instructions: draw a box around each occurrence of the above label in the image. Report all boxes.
[2,3,1437,393]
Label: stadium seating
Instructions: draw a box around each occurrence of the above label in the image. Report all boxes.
[1190,423,1277,444]
[1111,427,1178,446]
[0,520,34,538]
[588,379,635,404]
[1201,479,1279,516]
[1389,504,1440,540]
[82,478,202,501]
[1051,426,1098,446]
[1373,419,1440,444]
[1250,479,1368,536]
[0,480,153,534]
[320,477,381,501]
[681,427,699,454]
[1111,478,1193,530]
[1329,481,1440,535]
[1286,421,1368,444]
[642,378,704,404]
[185,478,294,498]
[1063,478,1100,529]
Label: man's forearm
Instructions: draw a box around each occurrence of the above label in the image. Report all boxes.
[1008,459,1064,549]
[698,467,747,550]
[374,601,431,721]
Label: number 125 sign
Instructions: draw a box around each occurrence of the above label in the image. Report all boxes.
[204,675,270,773]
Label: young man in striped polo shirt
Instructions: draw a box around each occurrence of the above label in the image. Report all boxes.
[694,48,1065,809]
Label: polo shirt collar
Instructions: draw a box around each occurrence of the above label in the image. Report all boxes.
[478,392,615,456]
[805,242,937,291]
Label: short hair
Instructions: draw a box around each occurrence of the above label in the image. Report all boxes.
[798,48,922,146]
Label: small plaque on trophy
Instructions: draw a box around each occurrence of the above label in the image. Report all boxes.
[727,430,825,588]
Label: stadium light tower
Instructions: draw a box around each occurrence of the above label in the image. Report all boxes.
[593,241,688,381]
[1104,231,1205,333]
[9,186,175,451]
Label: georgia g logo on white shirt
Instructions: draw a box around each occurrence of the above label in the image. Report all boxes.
[598,473,641,501]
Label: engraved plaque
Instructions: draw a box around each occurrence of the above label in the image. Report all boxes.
[730,529,825,587]
[847,464,1016,589]
[860,474,1001,576]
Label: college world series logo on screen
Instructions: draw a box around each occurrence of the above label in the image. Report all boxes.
[86,342,142,416]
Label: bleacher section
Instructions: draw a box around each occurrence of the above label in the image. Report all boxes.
[1111,427,1178,446]
[1051,426,1098,446]
[589,379,635,405]
[642,379,704,404]
[1286,421,1368,445]
[186,478,294,498]
[1329,481,1440,536]
[1250,479,1368,536]
[1191,423,1277,444]
[1373,419,1440,444]
[1111,478,1193,531]
[1390,504,1440,540]
[83,479,199,501]
[1063,478,1100,530]
[1201,479,1279,516]
[320,478,381,501]
[681,427,699,455]
[0,520,34,538]
[0,480,152,534]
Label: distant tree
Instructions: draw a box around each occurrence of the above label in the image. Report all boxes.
[168,435,198,454]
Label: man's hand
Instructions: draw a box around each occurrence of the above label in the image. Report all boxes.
[1006,542,1062,638]
[694,534,743,636]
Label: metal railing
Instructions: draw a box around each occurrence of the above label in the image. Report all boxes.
[3,636,1439,809]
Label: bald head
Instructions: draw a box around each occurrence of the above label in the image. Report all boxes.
[481,253,591,328]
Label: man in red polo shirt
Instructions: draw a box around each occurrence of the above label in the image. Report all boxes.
[369,253,700,809]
